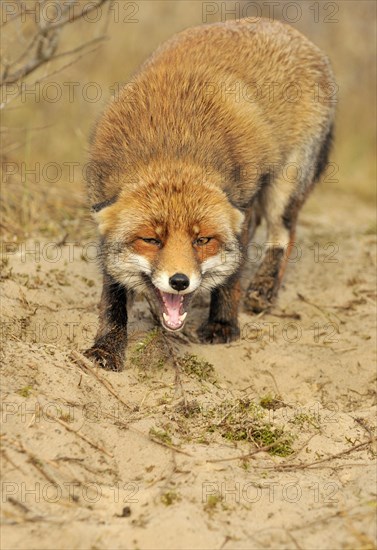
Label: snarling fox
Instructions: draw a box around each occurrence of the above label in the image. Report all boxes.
[86,18,335,371]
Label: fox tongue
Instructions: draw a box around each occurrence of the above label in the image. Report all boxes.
[161,292,182,327]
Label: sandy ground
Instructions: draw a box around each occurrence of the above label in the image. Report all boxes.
[1,188,376,550]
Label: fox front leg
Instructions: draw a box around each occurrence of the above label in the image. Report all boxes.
[85,272,129,371]
[198,275,241,344]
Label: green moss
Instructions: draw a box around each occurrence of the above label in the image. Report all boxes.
[214,399,294,457]
[149,427,173,446]
[160,491,181,506]
[17,385,33,398]
[157,393,172,406]
[249,424,294,457]
[204,494,222,513]
[289,413,321,430]
[133,328,160,355]
[241,460,250,471]
[179,353,216,381]
[130,329,167,371]
[196,436,210,445]
[259,394,284,411]
[175,399,201,418]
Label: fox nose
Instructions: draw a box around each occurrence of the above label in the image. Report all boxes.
[169,273,190,291]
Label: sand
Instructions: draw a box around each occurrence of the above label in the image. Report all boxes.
[1,189,376,550]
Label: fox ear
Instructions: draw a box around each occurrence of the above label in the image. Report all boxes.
[91,196,117,213]
[91,196,119,235]
[231,206,245,235]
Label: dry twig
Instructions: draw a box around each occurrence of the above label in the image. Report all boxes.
[71,350,132,410]
[1,0,111,88]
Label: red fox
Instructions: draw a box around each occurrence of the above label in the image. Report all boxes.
[86,18,335,371]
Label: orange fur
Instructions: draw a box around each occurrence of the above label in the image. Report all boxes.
[85,18,336,365]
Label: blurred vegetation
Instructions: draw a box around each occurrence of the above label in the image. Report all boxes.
[1,0,375,240]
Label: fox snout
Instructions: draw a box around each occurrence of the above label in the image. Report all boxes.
[150,265,200,332]
[151,236,202,297]
[151,266,201,296]
[169,273,190,291]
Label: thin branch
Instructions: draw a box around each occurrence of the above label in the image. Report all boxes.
[1,43,102,109]
[71,350,133,411]
[44,35,106,62]
[1,29,60,85]
[44,0,109,32]
[147,431,193,457]
[7,29,42,70]
[45,411,114,458]
[206,437,376,466]
[256,437,376,471]
[31,44,102,85]
[206,437,291,463]
[1,0,110,86]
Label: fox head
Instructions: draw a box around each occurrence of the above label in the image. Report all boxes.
[93,168,244,332]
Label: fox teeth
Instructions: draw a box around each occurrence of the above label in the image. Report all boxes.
[162,312,187,326]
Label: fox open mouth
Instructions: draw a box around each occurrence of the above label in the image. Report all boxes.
[154,289,194,331]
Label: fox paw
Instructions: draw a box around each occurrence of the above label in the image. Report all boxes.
[198,320,240,344]
[244,281,277,313]
[84,345,125,372]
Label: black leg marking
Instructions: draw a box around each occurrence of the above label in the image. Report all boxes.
[85,273,128,371]
[313,124,334,183]
[198,276,241,344]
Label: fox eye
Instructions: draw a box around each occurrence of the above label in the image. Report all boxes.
[140,237,161,246]
[194,237,212,246]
